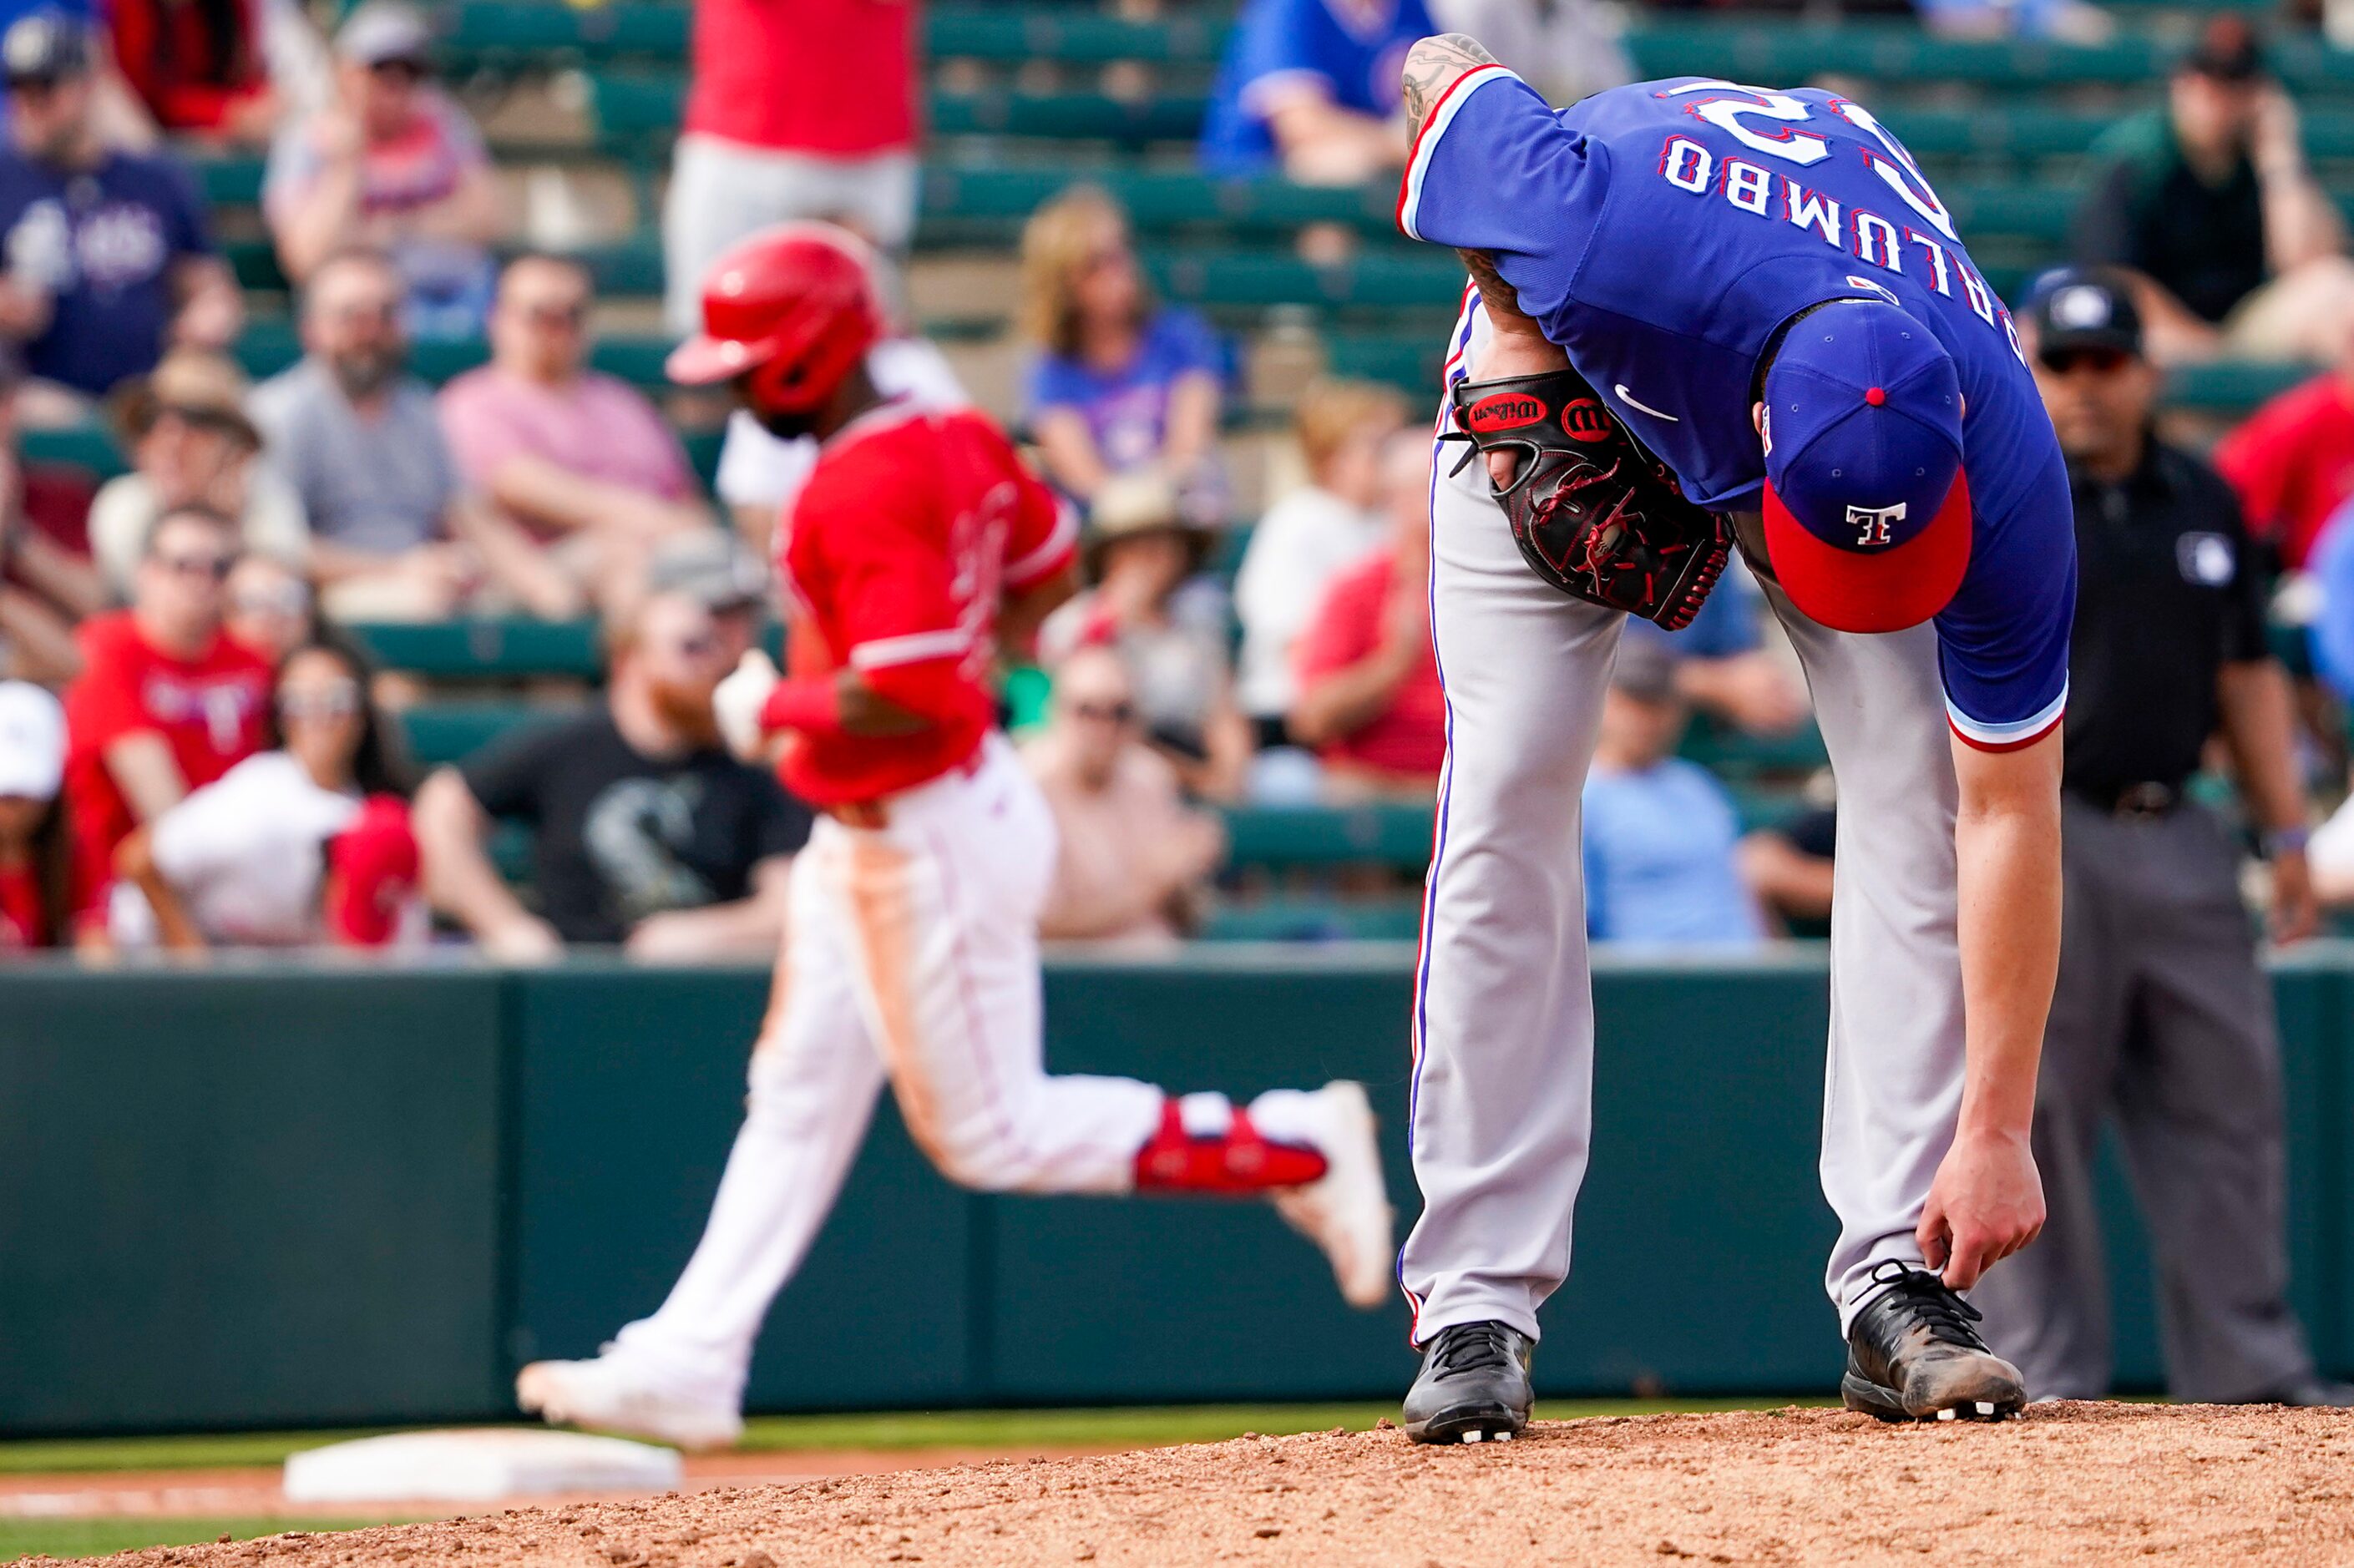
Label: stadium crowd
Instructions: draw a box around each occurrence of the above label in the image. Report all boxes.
[0,0,2351,968]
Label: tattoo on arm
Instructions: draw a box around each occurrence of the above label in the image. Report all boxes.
[1400,33,1498,138]
[1460,247,1541,334]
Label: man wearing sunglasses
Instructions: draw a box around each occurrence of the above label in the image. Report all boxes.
[1967,266,2347,1409]
[0,12,241,418]
[58,503,268,946]
[264,1,500,339]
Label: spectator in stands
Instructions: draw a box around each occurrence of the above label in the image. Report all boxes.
[440,255,711,614]
[107,0,279,140]
[1201,0,1433,183]
[1580,639,1764,947]
[1973,267,2345,1407]
[1622,568,1810,737]
[1024,644,1226,948]
[251,249,575,621]
[264,2,499,340]
[1020,187,1225,518]
[113,635,422,948]
[1290,433,1444,799]
[1739,794,1839,937]
[1428,0,1631,105]
[0,364,104,683]
[641,529,767,668]
[413,588,811,960]
[59,502,268,943]
[2213,321,2354,570]
[1234,378,1407,761]
[2073,18,2351,364]
[88,348,306,599]
[220,549,307,660]
[0,676,68,948]
[660,0,919,335]
[1040,471,1252,801]
[0,13,241,420]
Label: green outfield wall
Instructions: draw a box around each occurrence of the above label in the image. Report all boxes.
[1,946,2348,1434]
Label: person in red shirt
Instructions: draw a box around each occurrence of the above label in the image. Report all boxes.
[516,225,1394,1451]
[0,679,70,949]
[2213,360,2354,571]
[60,503,268,940]
[661,0,919,334]
[1289,431,1446,797]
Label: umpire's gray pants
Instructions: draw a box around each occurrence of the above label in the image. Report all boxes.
[1971,798,2317,1401]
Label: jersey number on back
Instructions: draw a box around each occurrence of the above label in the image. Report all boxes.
[1659,81,1959,245]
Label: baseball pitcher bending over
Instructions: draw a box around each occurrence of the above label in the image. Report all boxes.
[517,225,1393,1449]
[1392,39,2076,1441]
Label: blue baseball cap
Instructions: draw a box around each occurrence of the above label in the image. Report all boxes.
[1759,301,1972,634]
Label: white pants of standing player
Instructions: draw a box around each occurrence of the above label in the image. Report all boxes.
[661,135,919,334]
[612,736,1326,1407]
[1398,447,1967,1345]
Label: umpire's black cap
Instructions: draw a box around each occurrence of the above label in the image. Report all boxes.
[2022,266,2144,362]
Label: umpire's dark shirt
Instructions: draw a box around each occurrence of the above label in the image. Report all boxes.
[2061,438,2270,802]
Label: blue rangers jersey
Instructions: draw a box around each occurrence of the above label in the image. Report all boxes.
[1402,66,2075,751]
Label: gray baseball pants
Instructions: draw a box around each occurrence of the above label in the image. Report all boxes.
[1968,798,2318,1401]
[1400,438,1966,1344]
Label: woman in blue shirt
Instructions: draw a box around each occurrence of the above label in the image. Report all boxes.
[1019,187,1225,518]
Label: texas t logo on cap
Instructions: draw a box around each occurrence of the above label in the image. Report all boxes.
[1847,502,1906,548]
[1759,300,1972,634]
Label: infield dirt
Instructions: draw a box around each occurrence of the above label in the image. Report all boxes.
[49,1403,2354,1566]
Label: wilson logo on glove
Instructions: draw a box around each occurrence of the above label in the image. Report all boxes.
[1464,392,1547,432]
[1441,365,1730,632]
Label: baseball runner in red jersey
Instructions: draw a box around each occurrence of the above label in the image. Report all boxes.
[516,225,1394,1449]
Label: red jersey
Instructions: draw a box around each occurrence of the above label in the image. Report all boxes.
[0,861,45,948]
[2213,372,2354,571]
[1294,550,1446,782]
[685,0,917,157]
[778,402,1076,806]
[61,611,271,918]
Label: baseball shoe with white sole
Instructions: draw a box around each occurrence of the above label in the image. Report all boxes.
[1270,1080,1395,1310]
[1403,1320,1536,1444]
[1841,1261,2025,1423]
[515,1347,744,1451]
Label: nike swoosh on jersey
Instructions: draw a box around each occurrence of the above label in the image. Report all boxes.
[1614,386,1680,422]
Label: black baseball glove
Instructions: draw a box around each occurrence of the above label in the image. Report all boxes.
[1441,366,1730,630]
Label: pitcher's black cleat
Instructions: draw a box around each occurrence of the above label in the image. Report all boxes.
[1403,1320,1534,1445]
[1842,1260,2026,1423]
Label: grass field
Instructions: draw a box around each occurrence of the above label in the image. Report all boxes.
[0,1398,1826,1562]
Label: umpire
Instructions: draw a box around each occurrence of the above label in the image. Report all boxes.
[1972,266,2346,1405]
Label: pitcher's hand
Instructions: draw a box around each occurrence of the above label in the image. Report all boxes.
[1917,1126,2043,1290]
[1466,326,1569,488]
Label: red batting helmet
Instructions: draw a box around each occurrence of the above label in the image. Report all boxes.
[666,222,883,415]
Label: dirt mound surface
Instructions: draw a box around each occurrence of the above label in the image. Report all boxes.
[57,1403,2354,1567]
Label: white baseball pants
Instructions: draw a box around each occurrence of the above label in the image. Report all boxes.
[613,736,1329,1406]
[1399,431,1968,1345]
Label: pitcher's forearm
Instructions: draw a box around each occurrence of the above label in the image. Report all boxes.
[1952,800,2059,1138]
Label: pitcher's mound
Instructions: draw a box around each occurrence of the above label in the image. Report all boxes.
[67,1403,2354,1566]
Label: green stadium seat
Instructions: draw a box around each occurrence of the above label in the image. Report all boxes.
[1200,893,1424,942]
[1218,802,1432,869]
[347,620,603,681]
[393,698,552,767]
[20,422,125,478]
[926,7,1230,66]
[433,0,690,61]
[189,153,266,208]
[1678,714,1830,780]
